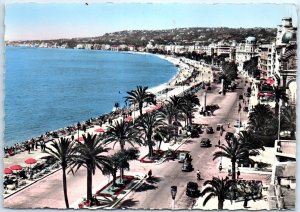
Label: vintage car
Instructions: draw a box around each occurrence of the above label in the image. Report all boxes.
[186,182,199,197]
[200,138,211,148]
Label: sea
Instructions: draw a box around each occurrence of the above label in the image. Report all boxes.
[5,47,177,146]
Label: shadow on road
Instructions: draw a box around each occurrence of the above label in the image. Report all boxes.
[145,176,163,184]
[116,198,139,209]
[135,182,158,192]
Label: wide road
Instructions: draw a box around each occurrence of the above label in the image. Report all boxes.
[115,78,251,209]
[4,74,251,209]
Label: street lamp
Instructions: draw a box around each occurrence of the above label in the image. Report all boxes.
[277,99,282,141]
[77,122,81,142]
[171,186,177,210]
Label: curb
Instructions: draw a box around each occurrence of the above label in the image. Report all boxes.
[106,175,146,209]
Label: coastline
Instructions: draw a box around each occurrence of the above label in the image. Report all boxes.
[4,48,212,148]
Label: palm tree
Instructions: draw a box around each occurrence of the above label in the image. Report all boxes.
[168,95,185,122]
[42,137,77,208]
[103,148,139,186]
[281,106,296,139]
[213,138,249,180]
[136,111,165,158]
[104,120,142,179]
[238,131,264,155]
[247,104,275,135]
[181,93,200,126]
[125,85,156,116]
[72,133,110,200]
[201,177,236,210]
[273,86,289,117]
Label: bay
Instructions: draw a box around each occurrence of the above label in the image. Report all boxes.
[5,47,177,146]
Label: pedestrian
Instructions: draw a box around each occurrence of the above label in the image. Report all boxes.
[148,169,152,179]
[218,140,220,146]
[227,122,230,128]
[237,170,241,179]
[35,141,38,149]
[31,139,35,151]
[27,144,31,154]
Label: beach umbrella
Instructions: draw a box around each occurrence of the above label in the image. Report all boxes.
[258,92,264,97]
[10,164,23,171]
[4,168,12,174]
[25,158,37,165]
[125,116,133,122]
[77,137,84,142]
[94,128,105,133]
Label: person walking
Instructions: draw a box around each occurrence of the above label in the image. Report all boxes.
[227,122,230,128]
[148,169,152,179]
[237,170,241,179]
[218,140,221,146]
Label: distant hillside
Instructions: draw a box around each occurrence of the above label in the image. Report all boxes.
[13,27,277,48]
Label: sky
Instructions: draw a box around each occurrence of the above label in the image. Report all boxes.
[5,3,298,41]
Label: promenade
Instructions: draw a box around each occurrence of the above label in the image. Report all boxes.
[3,55,213,208]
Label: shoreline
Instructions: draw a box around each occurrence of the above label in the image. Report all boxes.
[4,49,212,148]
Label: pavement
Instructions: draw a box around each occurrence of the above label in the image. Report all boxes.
[3,61,281,210]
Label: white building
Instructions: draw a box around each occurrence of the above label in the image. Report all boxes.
[235,36,259,71]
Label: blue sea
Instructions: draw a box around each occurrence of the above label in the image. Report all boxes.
[5,47,177,146]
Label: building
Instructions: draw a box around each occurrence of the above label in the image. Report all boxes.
[235,36,259,71]
[258,44,273,78]
[272,17,297,105]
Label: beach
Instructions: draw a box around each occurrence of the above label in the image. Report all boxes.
[3,52,214,203]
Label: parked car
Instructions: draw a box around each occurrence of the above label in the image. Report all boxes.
[206,126,214,134]
[225,132,234,140]
[239,94,243,100]
[200,138,211,147]
[233,120,242,128]
[182,160,193,172]
[207,86,212,90]
[243,106,249,112]
[216,124,223,131]
[186,182,199,197]
[178,152,189,163]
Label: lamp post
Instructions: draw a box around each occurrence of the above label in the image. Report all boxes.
[171,186,177,210]
[277,99,282,141]
[77,122,81,142]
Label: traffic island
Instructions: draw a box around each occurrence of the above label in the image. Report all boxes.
[139,150,165,163]
[76,175,144,209]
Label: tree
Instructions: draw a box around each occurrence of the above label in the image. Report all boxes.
[136,111,165,158]
[103,148,139,186]
[168,95,185,122]
[247,104,276,135]
[104,120,142,179]
[125,85,156,116]
[281,106,296,139]
[201,177,236,210]
[181,93,200,126]
[238,130,264,155]
[221,61,238,81]
[42,138,77,208]
[72,133,110,200]
[273,86,289,117]
[213,138,249,180]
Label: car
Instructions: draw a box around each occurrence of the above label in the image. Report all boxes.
[225,132,234,140]
[182,160,193,172]
[206,126,214,134]
[233,120,242,128]
[200,138,211,147]
[243,107,249,112]
[178,152,189,163]
[239,94,243,100]
[186,182,199,197]
[207,86,212,90]
[216,124,223,131]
